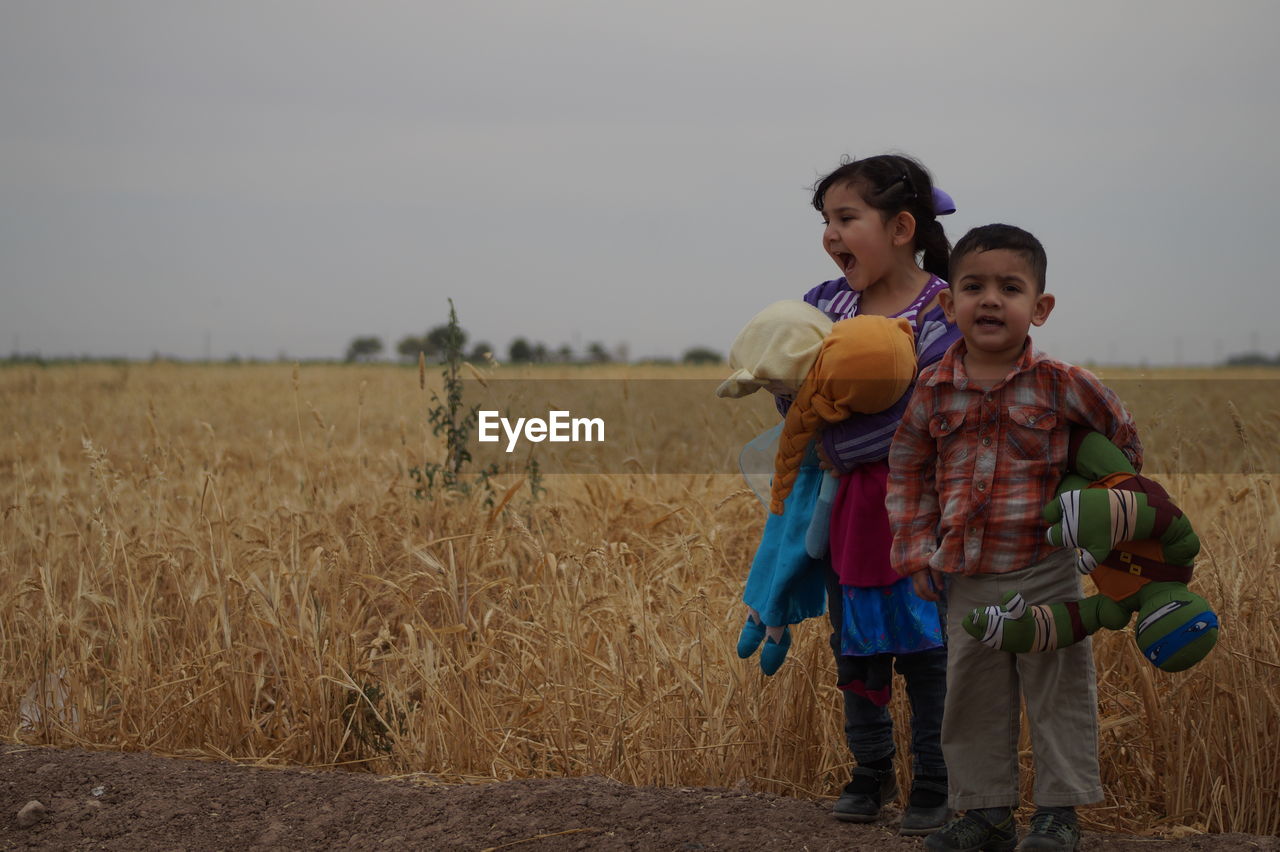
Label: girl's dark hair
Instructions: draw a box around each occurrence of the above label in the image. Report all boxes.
[811,154,951,280]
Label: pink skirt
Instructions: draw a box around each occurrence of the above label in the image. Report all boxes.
[829,461,901,588]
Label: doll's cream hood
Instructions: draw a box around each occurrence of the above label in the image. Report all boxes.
[716,301,832,399]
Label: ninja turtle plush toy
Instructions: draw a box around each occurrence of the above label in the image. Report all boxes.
[963,430,1219,672]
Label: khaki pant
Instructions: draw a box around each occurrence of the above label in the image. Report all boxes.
[943,549,1103,809]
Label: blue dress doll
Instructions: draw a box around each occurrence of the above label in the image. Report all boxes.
[717,301,920,674]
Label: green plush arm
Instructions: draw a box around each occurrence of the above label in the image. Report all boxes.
[1043,487,1199,574]
[963,590,1133,652]
[1070,431,1137,481]
[1160,516,1201,566]
[1045,430,1201,574]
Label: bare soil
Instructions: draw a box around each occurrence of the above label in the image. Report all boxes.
[1,746,1275,851]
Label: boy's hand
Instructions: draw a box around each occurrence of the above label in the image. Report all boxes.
[912,568,945,601]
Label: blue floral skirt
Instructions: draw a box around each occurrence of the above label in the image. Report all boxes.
[841,575,944,656]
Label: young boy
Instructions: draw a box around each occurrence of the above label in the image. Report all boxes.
[887,224,1142,852]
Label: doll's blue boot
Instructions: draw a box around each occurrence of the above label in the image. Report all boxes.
[759,627,792,675]
[737,615,767,658]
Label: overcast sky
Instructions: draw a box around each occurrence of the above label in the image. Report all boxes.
[3,1,1277,365]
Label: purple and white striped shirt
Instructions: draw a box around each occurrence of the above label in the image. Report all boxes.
[779,275,962,472]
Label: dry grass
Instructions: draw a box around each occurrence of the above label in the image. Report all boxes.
[1,362,1277,835]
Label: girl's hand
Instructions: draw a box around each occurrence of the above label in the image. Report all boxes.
[912,568,945,602]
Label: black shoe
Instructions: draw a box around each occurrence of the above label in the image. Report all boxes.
[832,765,897,823]
[900,775,951,836]
[924,809,1017,852]
[1017,809,1081,851]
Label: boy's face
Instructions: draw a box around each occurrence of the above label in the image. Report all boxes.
[939,248,1055,367]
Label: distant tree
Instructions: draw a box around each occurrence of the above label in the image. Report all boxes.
[586,341,611,363]
[531,342,550,363]
[467,341,494,364]
[508,337,534,363]
[345,336,385,363]
[425,323,467,362]
[1225,351,1280,366]
[396,335,425,361]
[555,344,574,363]
[682,346,723,365]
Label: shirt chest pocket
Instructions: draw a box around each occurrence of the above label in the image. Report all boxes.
[1004,405,1059,461]
[928,411,972,464]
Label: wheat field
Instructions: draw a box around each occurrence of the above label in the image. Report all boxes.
[1,362,1277,836]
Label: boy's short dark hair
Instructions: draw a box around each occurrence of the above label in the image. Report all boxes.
[950,224,1048,292]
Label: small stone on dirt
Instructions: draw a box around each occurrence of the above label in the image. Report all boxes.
[17,800,49,828]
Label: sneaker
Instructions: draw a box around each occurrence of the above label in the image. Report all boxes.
[900,775,951,836]
[1017,809,1081,851]
[832,765,897,823]
[924,809,1017,852]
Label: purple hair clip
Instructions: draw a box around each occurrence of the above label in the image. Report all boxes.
[932,187,957,216]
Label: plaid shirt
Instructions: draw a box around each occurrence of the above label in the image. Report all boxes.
[887,337,1143,577]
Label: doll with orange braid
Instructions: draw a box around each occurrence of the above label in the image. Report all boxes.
[717,300,923,672]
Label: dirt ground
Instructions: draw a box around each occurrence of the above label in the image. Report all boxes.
[1,746,1275,851]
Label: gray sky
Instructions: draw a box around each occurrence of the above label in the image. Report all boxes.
[3,1,1277,365]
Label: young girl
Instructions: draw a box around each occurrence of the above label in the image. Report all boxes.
[786,154,961,836]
